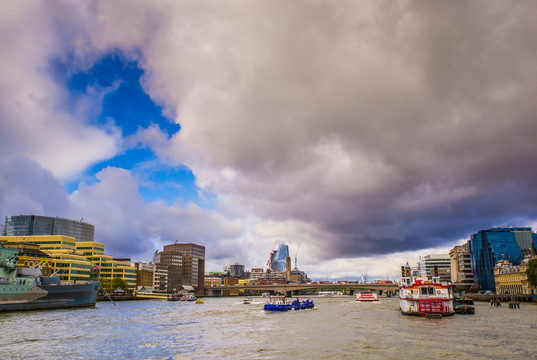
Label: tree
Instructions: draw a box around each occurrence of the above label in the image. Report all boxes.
[526,259,537,287]
[111,277,129,293]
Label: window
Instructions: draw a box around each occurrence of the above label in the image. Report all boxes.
[420,287,428,295]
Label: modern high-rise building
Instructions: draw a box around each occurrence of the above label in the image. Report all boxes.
[269,243,289,272]
[468,227,537,291]
[160,242,205,294]
[3,215,95,242]
[449,244,475,286]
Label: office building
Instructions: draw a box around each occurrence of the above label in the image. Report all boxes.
[76,241,137,290]
[157,242,205,294]
[417,254,451,283]
[449,244,475,286]
[468,227,537,291]
[4,215,95,242]
[155,248,183,293]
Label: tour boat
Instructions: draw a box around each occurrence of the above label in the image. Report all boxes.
[264,295,292,311]
[263,296,314,311]
[399,276,454,317]
[355,290,378,302]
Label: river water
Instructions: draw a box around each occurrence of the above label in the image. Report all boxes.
[1,296,536,359]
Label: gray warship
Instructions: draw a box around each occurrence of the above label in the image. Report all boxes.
[0,243,99,312]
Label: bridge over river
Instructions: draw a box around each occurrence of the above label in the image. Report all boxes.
[205,283,399,297]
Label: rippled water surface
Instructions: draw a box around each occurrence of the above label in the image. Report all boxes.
[1,296,536,359]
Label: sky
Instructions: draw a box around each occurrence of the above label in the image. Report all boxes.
[1,1,537,281]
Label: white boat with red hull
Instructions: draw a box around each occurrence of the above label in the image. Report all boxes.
[399,276,454,317]
[355,290,378,302]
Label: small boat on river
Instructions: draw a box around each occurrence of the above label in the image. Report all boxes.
[355,290,378,302]
[263,296,314,311]
[242,297,253,304]
[399,276,454,317]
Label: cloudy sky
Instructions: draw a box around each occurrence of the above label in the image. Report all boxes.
[1,1,537,280]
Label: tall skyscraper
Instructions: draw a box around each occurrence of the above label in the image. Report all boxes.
[269,243,289,272]
[3,215,94,242]
[468,227,536,291]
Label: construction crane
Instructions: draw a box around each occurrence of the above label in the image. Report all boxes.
[294,243,301,269]
[150,250,158,264]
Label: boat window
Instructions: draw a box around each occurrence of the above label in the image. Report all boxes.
[428,287,435,295]
[420,287,428,295]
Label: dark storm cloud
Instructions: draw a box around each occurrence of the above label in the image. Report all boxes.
[126,1,537,260]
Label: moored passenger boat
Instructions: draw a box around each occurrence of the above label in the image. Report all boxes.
[399,276,454,317]
[0,244,99,312]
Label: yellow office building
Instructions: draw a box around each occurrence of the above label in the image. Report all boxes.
[75,241,137,290]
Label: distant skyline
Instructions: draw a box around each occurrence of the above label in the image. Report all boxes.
[2,1,537,280]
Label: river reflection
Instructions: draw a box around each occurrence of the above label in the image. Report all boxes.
[1,296,536,359]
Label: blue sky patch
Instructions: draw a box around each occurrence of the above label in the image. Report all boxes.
[56,52,206,206]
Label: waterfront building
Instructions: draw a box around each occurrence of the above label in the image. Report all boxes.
[153,264,168,293]
[468,227,537,291]
[76,241,137,290]
[449,244,475,286]
[3,215,95,242]
[162,243,205,294]
[269,243,290,272]
[155,248,184,293]
[110,258,137,290]
[417,254,451,283]
[494,257,536,295]
[135,262,155,292]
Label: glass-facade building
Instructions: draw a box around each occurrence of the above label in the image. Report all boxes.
[3,215,95,243]
[269,243,289,272]
[468,227,536,291]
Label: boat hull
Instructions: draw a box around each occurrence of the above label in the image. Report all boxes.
[399,297,454,317]
[264,304,292,311]
[0,281,99,312]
